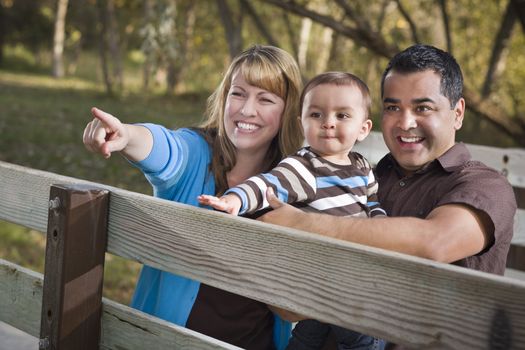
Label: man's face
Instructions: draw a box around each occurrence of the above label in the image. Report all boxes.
[381,70,464,175]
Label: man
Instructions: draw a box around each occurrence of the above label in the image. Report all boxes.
[262,44,516,274]
[261,43,517,349]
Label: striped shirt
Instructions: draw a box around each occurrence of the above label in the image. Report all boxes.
[226,147,386,217]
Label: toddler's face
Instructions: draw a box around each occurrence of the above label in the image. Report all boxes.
[301,84,372,164]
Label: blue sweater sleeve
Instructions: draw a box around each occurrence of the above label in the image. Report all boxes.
[130,125,215,327]
[131,124,215,206]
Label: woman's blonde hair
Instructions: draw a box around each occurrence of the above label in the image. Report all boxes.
[200,45,303,194]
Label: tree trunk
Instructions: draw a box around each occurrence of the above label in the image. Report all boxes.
[106,0,123,90]
[52,0,69,78]
[298,17,312,70]
[96,0,113,95]
[142,0,154,90]
[0,3,5,66]
[241,0,278,46]
[438,0,453,53]
[481,1,516,97]
[168,3,196,93]
[394,0,419,43]
[166,0,179,95]
[281,11,299,60]
[511,0,525,31]
[316,26,334,73]
[327,31,341,71]
[217,0,243,59]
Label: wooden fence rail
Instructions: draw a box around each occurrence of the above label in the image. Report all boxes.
[1,133,525,350]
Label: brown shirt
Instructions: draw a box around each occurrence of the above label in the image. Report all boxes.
[376,143,517,275]
[186,283,275,350]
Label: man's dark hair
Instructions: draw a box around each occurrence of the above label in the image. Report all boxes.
[380,44,463,108]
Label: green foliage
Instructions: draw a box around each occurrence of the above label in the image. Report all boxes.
[0,222,46,273]
[140,1,180,69]
[0,43,49,73]
[1,0,55,53]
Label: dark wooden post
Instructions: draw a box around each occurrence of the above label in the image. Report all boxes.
[39,184,109,350]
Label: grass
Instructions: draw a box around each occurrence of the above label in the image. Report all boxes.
[0,47,209,304]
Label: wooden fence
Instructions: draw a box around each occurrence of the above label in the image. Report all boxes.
[1,132,525,349]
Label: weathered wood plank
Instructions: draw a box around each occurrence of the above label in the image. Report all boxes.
[0,259,43,337]
[1,161,525,349]
[507,244,525,271]
[1,159,523,246]
[100,298,241,350]
[0,259,240,350]
[515,211,525,245]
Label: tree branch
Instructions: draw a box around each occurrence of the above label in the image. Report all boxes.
[217,0,243,58]
[438,0,452,53]
[481,0,516,97]
[259,0,525,146]
[281,10,299,59]
[511,0,525,31]
[334,0,373,31]
[259,0,399,58]
[376,0,391,33]
[241,0,278,46]
[394,0,420,43]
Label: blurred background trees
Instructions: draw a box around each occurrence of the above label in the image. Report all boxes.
[1,0,524,146]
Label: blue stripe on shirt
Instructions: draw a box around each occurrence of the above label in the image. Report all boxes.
[261,173,289,203]
[316,175,367,189]
[226,187,249,214]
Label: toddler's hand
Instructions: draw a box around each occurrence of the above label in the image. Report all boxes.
[198,194,241,215]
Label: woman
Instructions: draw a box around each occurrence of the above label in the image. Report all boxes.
[82,45,304,349]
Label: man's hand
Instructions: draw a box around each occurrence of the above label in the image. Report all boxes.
[259,188,306,229]
[83,107,130,159]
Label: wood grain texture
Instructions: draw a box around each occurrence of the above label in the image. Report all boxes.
[0,259,240,350]
[1,161,525,348]
[0,259,43,337]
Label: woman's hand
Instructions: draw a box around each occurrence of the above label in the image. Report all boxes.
[83,107,130,159]
[83,107,152,162]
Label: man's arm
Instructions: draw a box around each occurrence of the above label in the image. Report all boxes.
[260,189,491,263]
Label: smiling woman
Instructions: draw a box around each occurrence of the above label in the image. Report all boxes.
[224,73,285,160]
[81,45,303,349]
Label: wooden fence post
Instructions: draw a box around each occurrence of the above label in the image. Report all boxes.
[39,184,109,350]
